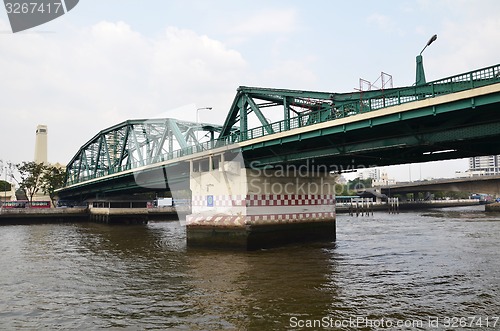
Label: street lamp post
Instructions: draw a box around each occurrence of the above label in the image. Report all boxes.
[0,161,10,205]
[4,162,12,203]
[196,107,212,143]
[0,160,3,206]
[4,165,6,203]
[415,34,437,86]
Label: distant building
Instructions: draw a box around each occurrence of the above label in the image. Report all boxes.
[360,168,396,186]
[34,124,48,164]
[33,125,51,203]
[372,171,396,186]
[0,183,17,202]
[455,169,486,178]
[468,155,500,176]
[359,168,380,181]
[335,175,347,185]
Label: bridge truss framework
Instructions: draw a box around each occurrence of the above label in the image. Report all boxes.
[64,64,500,189]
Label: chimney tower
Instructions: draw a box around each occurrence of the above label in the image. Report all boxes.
[34,124,48,164]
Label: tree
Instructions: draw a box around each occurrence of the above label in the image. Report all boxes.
[16,161,46,203]
[0,180,11,192]
[0,160,13,193]
[347,177,372,194]
[15,188,27,201]
[41,165,66,207]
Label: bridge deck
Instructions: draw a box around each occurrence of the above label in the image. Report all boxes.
[58,64,500,199]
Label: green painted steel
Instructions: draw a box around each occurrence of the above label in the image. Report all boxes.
[62,63,500,195]
[415,55,426,85]
[219,64,500,144]
[416,34,437,85]
[64,118,229,186]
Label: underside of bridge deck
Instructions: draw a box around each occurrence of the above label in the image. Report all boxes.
[241,91,500,172]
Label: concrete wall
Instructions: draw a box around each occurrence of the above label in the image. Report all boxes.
[186,154,337,249]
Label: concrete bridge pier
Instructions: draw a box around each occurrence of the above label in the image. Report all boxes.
[186,155,336,250]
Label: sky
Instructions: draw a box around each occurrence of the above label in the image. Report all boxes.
[0,0,499,182]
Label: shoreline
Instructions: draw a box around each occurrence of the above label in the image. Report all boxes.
[0,200,484,225]
[336,199,480,214]
[0,207,181,225]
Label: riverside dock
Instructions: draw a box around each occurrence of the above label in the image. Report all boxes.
[335,199,480,214]
[0,198,483,225]
[0,207,89,224]
[0,200,185,225]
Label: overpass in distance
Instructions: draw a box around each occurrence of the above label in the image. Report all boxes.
[378,174,500,196]
[56,63,500,249]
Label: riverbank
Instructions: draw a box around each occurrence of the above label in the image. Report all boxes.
[485,202,500,212]
[336,199,480,214]
[0,207,181,225]
[0,208,89,225]
[0,200,482,224]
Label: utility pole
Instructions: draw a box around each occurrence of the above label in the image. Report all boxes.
[415,34,437,86]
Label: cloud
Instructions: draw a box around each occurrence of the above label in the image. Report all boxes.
[231,8,299,36]
[150,27,246,97]
[0,21,247,165]
[260,59,317,89]
[426,14,500,78]
[367,13,393,31]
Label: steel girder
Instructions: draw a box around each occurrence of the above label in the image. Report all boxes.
[65,118,224,186]
[240,91,500,170]
[218,64,500,143]
[63,64,500,191]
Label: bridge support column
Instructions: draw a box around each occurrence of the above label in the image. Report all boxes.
[186,156,336,250]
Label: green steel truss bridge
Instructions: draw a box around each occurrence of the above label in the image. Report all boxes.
[59,64,500,199]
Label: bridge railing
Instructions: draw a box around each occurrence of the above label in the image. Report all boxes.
[225,63,500,144]
[66,64,500,186]
[65,139,224,185]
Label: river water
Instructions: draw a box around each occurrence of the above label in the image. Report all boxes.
[0,205,499,330]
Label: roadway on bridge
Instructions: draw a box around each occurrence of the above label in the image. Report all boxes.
[58,64,500,200]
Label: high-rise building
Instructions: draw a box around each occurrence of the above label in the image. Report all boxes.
[469,155,500,176]
[34,124,48,164]
[360,168,380,181]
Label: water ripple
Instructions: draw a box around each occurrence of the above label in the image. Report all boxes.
[0,206,499,329]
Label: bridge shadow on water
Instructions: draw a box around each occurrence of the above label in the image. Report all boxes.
[66,220,341,330]
[184,243,340,330]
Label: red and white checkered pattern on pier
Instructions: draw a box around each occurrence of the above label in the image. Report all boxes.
[192,194,246,207]
[248,211,335,223]
[191,194,336,207]
[186,211,335,226]
[246,194,335,206]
